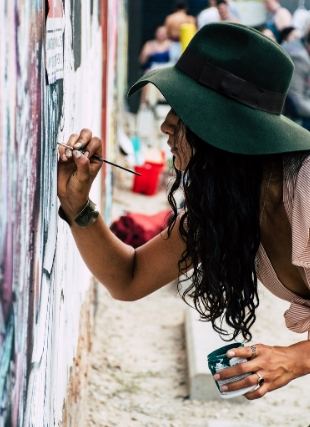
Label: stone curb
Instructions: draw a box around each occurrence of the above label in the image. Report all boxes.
[185,305,248,403]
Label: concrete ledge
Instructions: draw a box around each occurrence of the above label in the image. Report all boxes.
[185,305,247,403]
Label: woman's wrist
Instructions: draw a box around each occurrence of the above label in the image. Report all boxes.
[287,341,310,378]
[58,198,99,228]
[58,198,88,224]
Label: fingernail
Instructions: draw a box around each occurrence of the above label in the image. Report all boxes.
[213,374,220,381]
[61,154,68,161]
[227,350,235,357]
[221,385,228,391]
[84,151,89,158]
[66,149,72,157]
[73,150,81,158]
[74,142,83,149]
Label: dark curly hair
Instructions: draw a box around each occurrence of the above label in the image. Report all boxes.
[167,120,309,342]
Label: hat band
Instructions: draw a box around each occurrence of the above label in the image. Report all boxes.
[176,49,285,114]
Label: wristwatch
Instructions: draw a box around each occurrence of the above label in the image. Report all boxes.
[58,199,99,228]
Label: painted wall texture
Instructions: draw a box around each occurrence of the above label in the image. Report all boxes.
[0,0,125,425]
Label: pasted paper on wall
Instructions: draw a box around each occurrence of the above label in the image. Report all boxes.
[46,0,65,84]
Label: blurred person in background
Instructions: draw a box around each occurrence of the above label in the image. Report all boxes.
[264,0,292,42]
[197,0,240,28]
[281,26,310,130]
[226,0,240,21]
[139,25,172,105]
[216,0,239,23]
[261,27,277,42]
[292,1,310,36]
[164,1,196,64]
[197,0,220,28]
[164,1,196,42]
[139,25,171,72]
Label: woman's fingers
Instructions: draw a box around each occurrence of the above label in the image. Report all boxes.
[58,133,79,161]
[59,130,102,163]
[219,371,264,392]
[82,136,103,160]
[57,129,102,213]
[73,128,92,150]
[213,343,300,400]
[214,356,256,380]
[71,149,91,184]
[58,129,92,159]
[244,383,267,400]
[226,343,261,360]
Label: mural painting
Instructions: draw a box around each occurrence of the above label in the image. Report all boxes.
[0,0,114,424]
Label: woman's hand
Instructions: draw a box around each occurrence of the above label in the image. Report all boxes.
[213,342,310,400]
[57,128,102,223]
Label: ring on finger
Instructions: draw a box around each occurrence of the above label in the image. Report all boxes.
[249,345,257,359]
[253,372,265,391]
[253,383,260,391]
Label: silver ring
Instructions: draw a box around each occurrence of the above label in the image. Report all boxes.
[249,345,257,359]
[255,373,265,387]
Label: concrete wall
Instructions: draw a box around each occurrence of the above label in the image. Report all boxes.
[0,0,124,425]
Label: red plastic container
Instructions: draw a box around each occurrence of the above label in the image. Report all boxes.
[132,161,164,196]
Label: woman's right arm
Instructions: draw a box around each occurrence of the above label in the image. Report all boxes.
[139,41,152,66]
[57,129,186,300]
[70,213,185,301]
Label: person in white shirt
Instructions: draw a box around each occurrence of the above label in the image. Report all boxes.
[197,0,240,28]
[197,0,219,29]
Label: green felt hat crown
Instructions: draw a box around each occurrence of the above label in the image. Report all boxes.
[128,23,310,155]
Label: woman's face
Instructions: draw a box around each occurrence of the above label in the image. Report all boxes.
[161,109,193,171]
[155,26,168,42]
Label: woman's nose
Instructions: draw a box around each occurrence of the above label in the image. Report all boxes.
[160,120,168,135]
[160,119,174,135]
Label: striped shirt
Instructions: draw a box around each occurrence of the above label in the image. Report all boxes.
[256,156,310,338]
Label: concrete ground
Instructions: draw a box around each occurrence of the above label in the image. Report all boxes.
[84,176,310,427]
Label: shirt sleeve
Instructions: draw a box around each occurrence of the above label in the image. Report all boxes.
[291,157,310,267]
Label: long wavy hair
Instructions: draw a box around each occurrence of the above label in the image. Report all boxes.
[167,120,309,341]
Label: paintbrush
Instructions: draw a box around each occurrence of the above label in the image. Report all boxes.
[57,142,141,176]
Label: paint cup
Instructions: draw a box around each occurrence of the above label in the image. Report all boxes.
[207,343,256,399]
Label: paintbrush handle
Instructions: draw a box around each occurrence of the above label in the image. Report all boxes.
[57,142,141,176]
[92,155,141,176]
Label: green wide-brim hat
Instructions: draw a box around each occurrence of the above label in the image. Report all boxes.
[128,23,310,155]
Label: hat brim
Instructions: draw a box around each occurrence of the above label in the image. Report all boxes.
[128,66,310,155]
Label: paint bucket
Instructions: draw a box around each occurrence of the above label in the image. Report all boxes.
[207,343,256,399]
[132,161,165,196]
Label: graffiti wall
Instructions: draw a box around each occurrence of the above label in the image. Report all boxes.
[0,0,118,425]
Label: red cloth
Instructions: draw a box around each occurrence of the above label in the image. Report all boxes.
[110,209,172,248]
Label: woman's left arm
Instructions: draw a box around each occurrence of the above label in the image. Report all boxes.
[213,341,310,400]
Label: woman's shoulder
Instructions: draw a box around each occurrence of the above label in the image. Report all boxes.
[284,154,310,184]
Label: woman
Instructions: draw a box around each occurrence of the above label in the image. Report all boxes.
[139,25,172,105]
[57,23,310,400]
[139,25,171,72]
